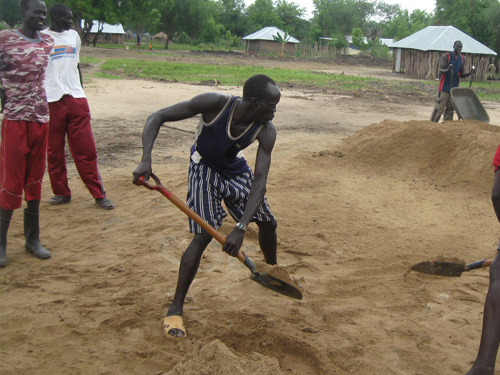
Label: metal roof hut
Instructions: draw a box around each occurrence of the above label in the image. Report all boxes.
[81,20,125,45]
[242,27,299,56]
[392,26,496,82]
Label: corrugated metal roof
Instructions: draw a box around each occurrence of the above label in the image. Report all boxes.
[391,26,496,55]
[242,27,300,44]
[81,20,125,34]
[379,38,394,47]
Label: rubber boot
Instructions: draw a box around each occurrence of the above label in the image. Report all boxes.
[0,210,12,267]
[24,209,51,259]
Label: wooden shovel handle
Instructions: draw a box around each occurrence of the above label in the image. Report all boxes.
[137,174,250,268]
[465,259,493,271]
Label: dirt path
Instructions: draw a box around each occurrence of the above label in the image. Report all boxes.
[1,50,500,375]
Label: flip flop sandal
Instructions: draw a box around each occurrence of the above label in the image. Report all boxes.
[163,315,187,339]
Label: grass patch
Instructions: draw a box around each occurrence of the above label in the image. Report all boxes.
[96,41,246,53]
[467,81,500,101]
[97,58,378,90]
[80,56,102,64]
[80,49,500,102]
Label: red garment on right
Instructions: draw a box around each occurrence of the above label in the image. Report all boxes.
[493,144,500,172]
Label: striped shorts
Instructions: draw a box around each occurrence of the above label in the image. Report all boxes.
[186,161,275,234]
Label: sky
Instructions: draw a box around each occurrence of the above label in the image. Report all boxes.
[244,0,437,19]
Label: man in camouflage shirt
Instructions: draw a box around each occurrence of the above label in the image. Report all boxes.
[0,0,54,267]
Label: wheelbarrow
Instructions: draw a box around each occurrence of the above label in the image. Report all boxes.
[450,87,490,123]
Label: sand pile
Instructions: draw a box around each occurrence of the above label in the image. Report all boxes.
[332,120,500,193]
[166,339,284,375]
[4,72,500,375]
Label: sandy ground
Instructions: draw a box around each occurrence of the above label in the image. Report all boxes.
[2,49,500,374]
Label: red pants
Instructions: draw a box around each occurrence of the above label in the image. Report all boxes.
[0,118,48,210]
[47,96,105,199]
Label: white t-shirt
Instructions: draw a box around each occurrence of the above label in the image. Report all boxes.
[43,29,86,102]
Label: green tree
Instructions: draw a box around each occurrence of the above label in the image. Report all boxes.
[215,0,248,37]
[311,0,376,38]
[0,0,20,27]
[246,0,282,30]
[156,0,221,49]
[351,27,367,51]
[435,0,492,37]
[275,0,310,41]
[45,0,125,46]
[329,32,348,56]
[481,0,500,53]
[122,0,161,35]
[273,30,291,57]
[435,0,500,52]
[381,8,433,40]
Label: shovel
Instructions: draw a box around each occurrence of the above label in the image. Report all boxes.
[411,259,493,277]
[136,173,303,300]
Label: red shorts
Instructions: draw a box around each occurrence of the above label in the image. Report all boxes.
[0,118,49,210]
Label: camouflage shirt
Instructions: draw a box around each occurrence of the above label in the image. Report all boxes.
[0,29,54,122]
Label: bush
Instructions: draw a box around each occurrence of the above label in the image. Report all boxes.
[369,39,391,60]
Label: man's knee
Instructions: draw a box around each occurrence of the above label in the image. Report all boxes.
[191,232,213,248]
[256,219,277,232]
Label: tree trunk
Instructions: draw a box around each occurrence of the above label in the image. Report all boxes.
[92,31,102,47]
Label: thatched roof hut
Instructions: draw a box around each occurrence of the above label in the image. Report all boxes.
[392,26,496,82]
[154,32,168,40]
[242,27,299,56]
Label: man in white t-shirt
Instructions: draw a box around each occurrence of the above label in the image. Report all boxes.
[43,3,113,209]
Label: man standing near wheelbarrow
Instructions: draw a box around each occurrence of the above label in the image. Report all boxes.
[466,146,500,375]
[133,74,280,339]
[431,40,475,122]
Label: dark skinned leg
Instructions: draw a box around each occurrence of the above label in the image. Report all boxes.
[466,251,500,375]
[0,208,13,267]
[165,232,213,337]
[24,200,51,259]
[256,219,277,265]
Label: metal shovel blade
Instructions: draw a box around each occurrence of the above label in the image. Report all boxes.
[411,261,466,277]
[250,272,303,300]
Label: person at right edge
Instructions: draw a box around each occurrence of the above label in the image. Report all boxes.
[430,40,475,123]
[466,145,500,375]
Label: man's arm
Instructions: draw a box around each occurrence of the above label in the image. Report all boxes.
[492,169,500,222]
[77,63,83,88]
[439,52,452,75]
[222,122,277,256]
[132,92,228,184]
[0,86,4,113]
[460,62,475,79]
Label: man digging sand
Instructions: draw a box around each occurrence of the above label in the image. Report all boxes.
[133,74,281,338]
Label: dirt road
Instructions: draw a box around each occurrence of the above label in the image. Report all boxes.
[1,48,500,375]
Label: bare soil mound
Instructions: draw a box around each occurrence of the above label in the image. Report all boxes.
[319,120,500,193]
[2,75,500,375]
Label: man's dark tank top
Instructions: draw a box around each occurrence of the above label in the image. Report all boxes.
[439,52,464,93]
[191,95,264,178]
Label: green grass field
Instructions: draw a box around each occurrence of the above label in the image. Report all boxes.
[80,55,500,102]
